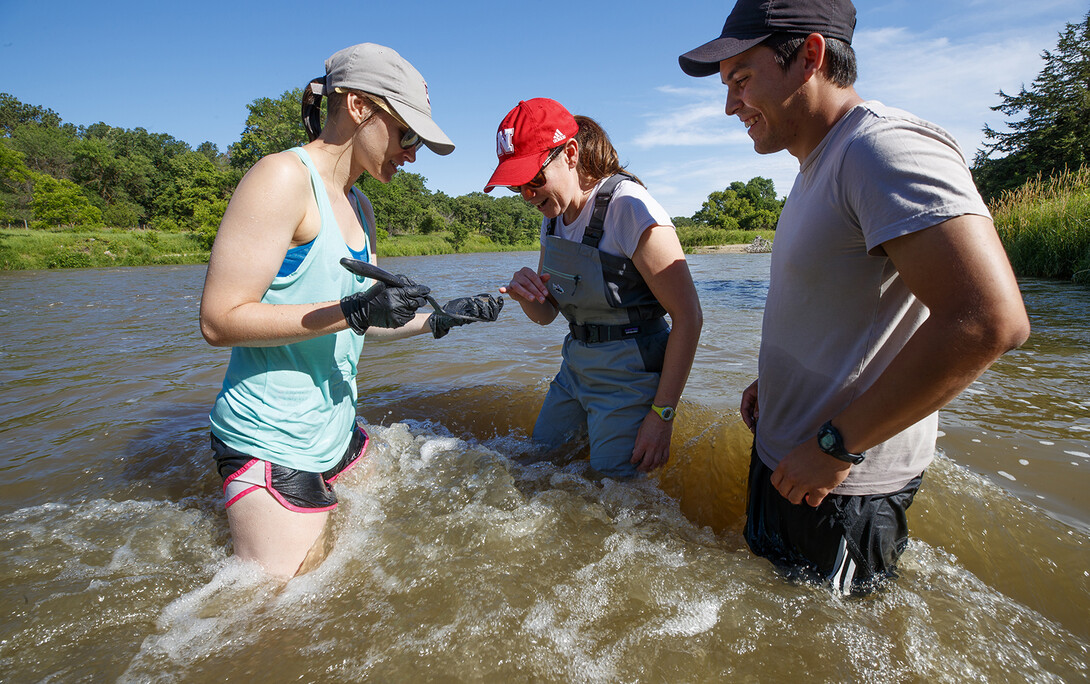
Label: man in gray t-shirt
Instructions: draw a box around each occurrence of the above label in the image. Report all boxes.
[679,0,1030,593]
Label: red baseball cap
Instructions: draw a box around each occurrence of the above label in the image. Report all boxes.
[483,98,578,192]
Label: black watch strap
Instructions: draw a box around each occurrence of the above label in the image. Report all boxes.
[817,420,865,465]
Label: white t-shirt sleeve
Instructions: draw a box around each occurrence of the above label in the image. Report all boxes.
[602,181,674,259]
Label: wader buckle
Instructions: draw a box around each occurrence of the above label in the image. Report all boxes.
[569,317,667,344]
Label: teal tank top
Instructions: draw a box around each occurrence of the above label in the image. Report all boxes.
[210,147,373,471]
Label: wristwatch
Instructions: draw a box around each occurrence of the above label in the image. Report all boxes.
[651,404,676,421]
[816,420,865,465]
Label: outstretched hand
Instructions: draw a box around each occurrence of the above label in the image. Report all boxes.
[429,293,504,338]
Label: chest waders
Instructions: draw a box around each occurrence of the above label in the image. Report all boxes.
[533,173,671,479]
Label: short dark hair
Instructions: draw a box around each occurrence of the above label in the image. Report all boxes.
[763,33,857,87]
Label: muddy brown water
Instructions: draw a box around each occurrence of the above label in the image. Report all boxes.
[0,253,1086,682]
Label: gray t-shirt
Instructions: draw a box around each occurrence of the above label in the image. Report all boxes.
[755,101,990,495]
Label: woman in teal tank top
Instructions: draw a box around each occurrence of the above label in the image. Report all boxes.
[199,44,499,578]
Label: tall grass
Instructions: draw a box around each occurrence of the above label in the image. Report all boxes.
[990,166,1090,284]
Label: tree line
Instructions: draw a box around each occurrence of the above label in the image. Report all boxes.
[2,10,1087,251]
[0,88,782,252]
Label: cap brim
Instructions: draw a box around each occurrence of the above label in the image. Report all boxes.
[386,98,456,156]
[678,34,769,77]
[483,150,552,193]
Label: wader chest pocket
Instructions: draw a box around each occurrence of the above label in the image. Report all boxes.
[543,266,580,296]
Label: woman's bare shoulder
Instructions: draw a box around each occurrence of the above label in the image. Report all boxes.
[242,149,309,189]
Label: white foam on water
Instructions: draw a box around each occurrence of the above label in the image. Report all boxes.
[122,560,274,680]
[649,599,721,637]
[7,419,1087,682]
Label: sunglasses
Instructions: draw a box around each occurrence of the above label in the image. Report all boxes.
[351,91,425,151]
[507,145,565,193]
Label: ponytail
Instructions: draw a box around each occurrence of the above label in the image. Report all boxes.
[301,79,324,142]
[573,115,643,187]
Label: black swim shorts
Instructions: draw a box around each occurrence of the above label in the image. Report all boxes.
[743,443,922,595]
[211,425,369,513]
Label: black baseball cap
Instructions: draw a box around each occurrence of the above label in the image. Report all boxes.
[678,0,857,77]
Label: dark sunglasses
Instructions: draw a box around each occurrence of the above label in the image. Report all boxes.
[507,145,565,193]
[399,128,423,151]
[359,92,424,151]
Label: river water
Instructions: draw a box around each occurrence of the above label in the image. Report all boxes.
[0,252,1086,682]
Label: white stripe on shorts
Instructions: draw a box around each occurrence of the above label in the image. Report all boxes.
[829,535,857,596]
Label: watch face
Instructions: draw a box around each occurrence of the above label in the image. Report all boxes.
[818,430,836,451]
[661,406,676,421]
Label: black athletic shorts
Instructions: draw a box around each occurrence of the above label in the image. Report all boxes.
[211,425,369,512]
[743,443,922,595]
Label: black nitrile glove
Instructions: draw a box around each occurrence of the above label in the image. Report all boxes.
[428,293,504,339]
[340,277,431,334]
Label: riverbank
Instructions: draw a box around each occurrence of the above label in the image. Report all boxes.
[689,243,748,254]
[0,227,766,270]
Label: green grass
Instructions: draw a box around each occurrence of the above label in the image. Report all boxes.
[0,227,543,270]
[377,232,538,257]
[0,224,766,271]
[675,226,775,252]
[991,166,1090,284]
[0,227,210,270]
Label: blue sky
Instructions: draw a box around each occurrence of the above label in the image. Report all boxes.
[1,0,1084,218]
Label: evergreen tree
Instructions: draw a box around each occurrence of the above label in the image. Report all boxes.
[973,11,1090,200]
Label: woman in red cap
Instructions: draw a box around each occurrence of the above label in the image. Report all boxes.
[487,98,703,478]
[200,44,500,577]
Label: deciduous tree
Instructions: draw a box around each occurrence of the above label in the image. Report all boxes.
[229,88,309,170]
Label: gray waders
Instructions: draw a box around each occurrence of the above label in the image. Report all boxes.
[533,173,670,478]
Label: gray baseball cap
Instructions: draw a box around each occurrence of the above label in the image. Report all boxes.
[312,43,455,155]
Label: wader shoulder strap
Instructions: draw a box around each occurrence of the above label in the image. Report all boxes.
[582,172,635,249]
[546,172,636,243]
